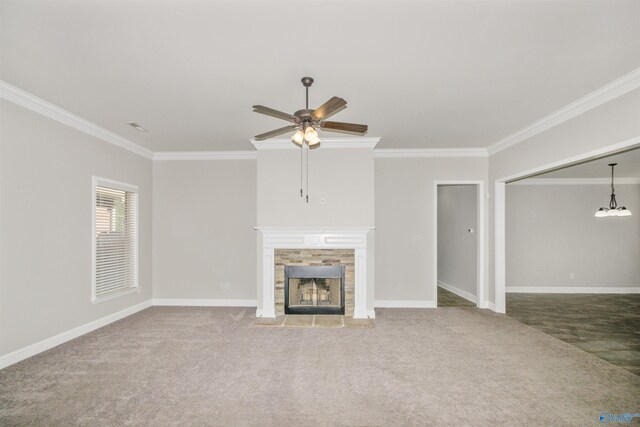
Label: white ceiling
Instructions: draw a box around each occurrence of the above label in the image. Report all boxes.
[2,0,640,152]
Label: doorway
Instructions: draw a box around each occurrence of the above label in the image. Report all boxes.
[435,182,484,307]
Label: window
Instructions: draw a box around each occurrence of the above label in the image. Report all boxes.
[92,177,138,302]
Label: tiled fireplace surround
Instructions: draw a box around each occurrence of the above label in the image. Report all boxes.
[256,228,374,319]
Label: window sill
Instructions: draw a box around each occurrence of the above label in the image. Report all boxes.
[92,286,140,304]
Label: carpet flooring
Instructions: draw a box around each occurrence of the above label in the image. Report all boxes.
[1,307,639,426]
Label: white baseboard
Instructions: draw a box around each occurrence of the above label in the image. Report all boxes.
[374,300,436,308]
[153,298,257,307]
[506,286,640,294]
[255,308,276,318]
[0,299,152,370]
[476,300,492,310]
[437,280,478,303]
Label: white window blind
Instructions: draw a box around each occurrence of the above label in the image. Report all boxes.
[93,180,138,301]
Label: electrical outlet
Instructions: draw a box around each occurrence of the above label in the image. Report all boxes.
[569,273,575,280]
[220,282,231,290]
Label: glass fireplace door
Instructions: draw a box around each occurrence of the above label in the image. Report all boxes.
[284,265,345,315]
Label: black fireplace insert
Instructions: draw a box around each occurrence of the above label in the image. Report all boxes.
[284,265,345,315]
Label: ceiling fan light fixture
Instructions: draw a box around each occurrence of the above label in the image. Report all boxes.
[304,126,319,142]
[291,129,304,146]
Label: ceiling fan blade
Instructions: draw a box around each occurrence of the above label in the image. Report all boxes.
[312,96,347,121]
[254,125,298,141]
[252,105,297,123]
[320,121,368,135]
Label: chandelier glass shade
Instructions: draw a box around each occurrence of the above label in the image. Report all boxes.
[595,163,632,218]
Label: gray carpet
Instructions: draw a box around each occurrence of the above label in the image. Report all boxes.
[1,307,639,426]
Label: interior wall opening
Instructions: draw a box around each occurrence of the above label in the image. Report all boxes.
[436,184,479,307]
[503,147,640,375]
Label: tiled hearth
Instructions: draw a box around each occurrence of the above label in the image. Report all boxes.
[256,228,374,319]
[255,315,373,329]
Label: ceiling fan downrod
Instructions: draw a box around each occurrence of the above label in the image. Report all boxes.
[301,77,313,111]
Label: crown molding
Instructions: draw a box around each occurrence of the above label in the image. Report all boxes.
[154,151,257,160]
[488,67,640,156]
[511,177,640,186]
[375,148,488,158]
[250,137,380,150]
[1,80,154,159]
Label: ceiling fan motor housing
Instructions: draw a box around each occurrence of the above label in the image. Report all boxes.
[294,109,314,127]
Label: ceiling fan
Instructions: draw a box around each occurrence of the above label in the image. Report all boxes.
[252,77,368,148]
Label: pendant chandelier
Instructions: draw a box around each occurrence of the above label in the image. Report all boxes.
[594,163,632,217]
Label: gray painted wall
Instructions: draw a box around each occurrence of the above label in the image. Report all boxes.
[437,185,478,298]
[506,183,640,288]
[374,157,487,303]
[154,153,490,308]
[257,148,374,228]
[152,160,257,300]
[0,100,153,356]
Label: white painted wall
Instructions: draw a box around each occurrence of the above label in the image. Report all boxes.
[256,147,374,228]
[375,157,488,304]
[437,185,478,299]
[0,100,153,357]
[152,160,257,301]
[488,88,640,309]
[506,183,640,290]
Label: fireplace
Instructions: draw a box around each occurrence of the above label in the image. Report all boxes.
[255,228,374,319]
[285,265,345,315]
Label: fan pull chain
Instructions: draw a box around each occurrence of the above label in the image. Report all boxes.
[609,163,617,209]
[306,143,309,203]
[305,82,310,203]
[300,144,303,198]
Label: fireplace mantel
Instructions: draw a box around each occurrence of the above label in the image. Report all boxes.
[255,227,374,319]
